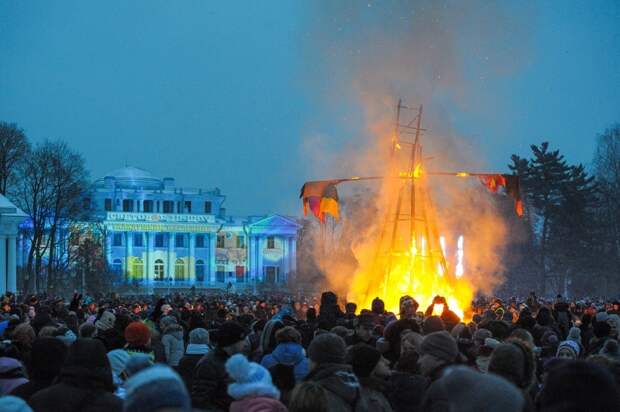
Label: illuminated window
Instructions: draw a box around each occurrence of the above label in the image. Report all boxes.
[104,198,112,211]
[112,233,123,247]
[195,235,205,248]
[236,235,245,249]
[132,258,144,279]
[217,234,225,248]
[204,201,212,214]
[195,259,205,282]
[175,259,185,280]
[267,236,275,249]
[122,199,133,212]
[143,200,153,213]
[154,259,165,280]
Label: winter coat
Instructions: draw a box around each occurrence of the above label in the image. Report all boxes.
[386,371,429,412]
[124,345,155,362]
[10,379,51,402]
[178,343,210,391]
[358,376,393,412]
[161,324,185,367]
[191,347,232,411]
[230,396,288,412]
[304,363,369,412]
[261,342,309,382]
[95,328,125,352]
[0,357,28,395]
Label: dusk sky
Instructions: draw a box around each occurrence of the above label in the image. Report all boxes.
[1,1,618,217]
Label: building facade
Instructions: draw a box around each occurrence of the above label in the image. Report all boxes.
[18,167,300,291]
[0,195,27,294]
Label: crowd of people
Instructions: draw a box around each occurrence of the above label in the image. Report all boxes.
[0,289,619,411]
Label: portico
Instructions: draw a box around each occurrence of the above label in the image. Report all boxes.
[0,195,27,294]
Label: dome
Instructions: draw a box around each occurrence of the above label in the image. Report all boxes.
[95,166,163,190]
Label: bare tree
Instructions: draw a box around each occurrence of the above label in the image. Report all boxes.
[0,121,29,195]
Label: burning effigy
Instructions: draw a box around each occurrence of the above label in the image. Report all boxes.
[300,101,522,319]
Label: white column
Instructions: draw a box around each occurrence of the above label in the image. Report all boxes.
[125,232,133,282]
[209,233,216,283]
[145,232,151,285]
[290,237,297,273]
[8,236,16,293]
[189,233,196,283]
[248,236,255,282]
[257,236,264,282]
[16,234,23,270]
[168,232,175,282]
[282,236,289,283]
[0,236,6,295]
[105,232,112,267]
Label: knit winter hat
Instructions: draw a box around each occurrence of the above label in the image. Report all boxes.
[124,365,190,412]
[567,326,581,345]
[425,366,525,412]
[421,331,458,363]
[489,340,536,389]
[189,328,210,345]
[423,316,445,335]
[346,343,381,378]
[217,322,248,348]
[226,354,280,400]
[95,311,116,331]
[0,396,32,412]
[107,349,131,379]
[125,321,152,347]
[556,340,581,358]
[308,332,347,365]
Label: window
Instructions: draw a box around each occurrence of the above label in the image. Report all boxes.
[217,234,225,248]
[264,266,279,283]
[216,265,226,282]
[204,201,212,214]
[267,236,275,249]
[163,201,174,214]
[132,258,144,280]
[236,266,245,283]
[143,200,153,213]
[104,198,112,211]
[112,233,123,247]
[236,235,245,249]
[122,199,134,212]
[195,260,205,282]
[82,198,91,210]
[154,259,165,280]
[112,259,123,275]
[133,233,143,247]
[175,234,185,248]
[185,201,192,213]
[155,233,164,248]
[195,235,205,248]
[175,258,185,280]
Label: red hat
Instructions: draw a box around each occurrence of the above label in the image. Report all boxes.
[125,321,151,347]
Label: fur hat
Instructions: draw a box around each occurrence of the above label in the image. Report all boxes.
[488,339,536,389]
[95,311,116,331]
[189,328,209,345]
[308,332,346,365]
[346,343,381,378]
[124,365,190,412]
[421,331,458,363]
[226,354,280,400]
[218,322,247,348]
[423,316,445,335]
[125,321,152,347]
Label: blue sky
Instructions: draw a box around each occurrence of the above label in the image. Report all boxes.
[1,1,618,216]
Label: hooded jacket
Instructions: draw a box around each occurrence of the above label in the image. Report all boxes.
[304,363,369,412]
[261,342,309,382]
[191,347,232,411]
[161,323,184,367]
[177,343,210,391]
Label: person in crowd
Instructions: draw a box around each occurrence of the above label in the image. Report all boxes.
[124,364,191,412]
[556,339,581,359]
[537,360,620,411]
[225,353,287,412]
[345,313,377,347]
[191,321,249,411]
[106,348,131,395]
[11,323,35,369]
[387,349,428,412]
[260,319,285,358]
[161,317,184,367]
[346,343,393,412]
[29,338,122,412]
[94,310,124,351]
[0,356,28,395]
[10,337,68,402]
[418,331,459,381]
[124,321,155,361]
[288,381,329,412]
[303,332,368,411]
[261,325,309,383]
[488,338,537,406]
[178,327,210,390]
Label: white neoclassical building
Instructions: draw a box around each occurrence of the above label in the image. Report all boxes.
[0,194,27,294]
